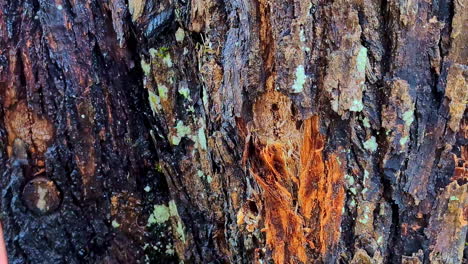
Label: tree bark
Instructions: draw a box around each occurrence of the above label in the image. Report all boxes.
[0,0,466,263]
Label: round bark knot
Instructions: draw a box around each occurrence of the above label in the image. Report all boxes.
[22,177,61,214]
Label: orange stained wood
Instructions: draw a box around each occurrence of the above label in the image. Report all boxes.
[251,115,345,263]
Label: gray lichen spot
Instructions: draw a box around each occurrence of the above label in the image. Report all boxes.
[36,186,48,211]
[57,5,63,10]
[175,28,185,42]
[144,186,151,192]
[22,177,60,214]
[331,100,339,113]
[363,136,378,152]
[292,65,307,93]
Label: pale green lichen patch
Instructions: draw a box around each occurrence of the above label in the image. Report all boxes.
[141,59,151,76]
[345,174,355,186]
[175,28,185,42]
[157,84,168,100]
[197,170,204,178]
[299,28,306,42]
[363,170,370,182]
[155,163,163,173]
[168,201,186,243]
[112,220,120,228]
[168,200,178,218]
[349,99,364,112]
[149,47,169,58]
[357,204,372,224]
[165,247,175,255]
[149,48,158,58]
[402,110,414,127]
[362,117,371,128]
[171,121,191,145]
[377,236,383,244]
[197,170,212,183]
[197,127,208,150]
[292,65,307,93]
[363,136,378,152]
[175,121,191,137]
[163,54,173,67]
[358,214,369,224]
[362,188,368,195]
[149,47,173,67]
[144,186,151,192]
[148,204,171,225]
[400,136,409,145]
[178,86,191,100]
[202,87,209,109]
[146,200,187,255]
[356,46,368,74]
[148,90,161,113]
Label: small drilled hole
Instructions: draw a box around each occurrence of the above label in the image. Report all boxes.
[271,103,279,111]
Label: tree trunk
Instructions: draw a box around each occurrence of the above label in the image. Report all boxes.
[0,0,466,263]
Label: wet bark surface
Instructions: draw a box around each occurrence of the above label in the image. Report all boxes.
[0,0,466,263]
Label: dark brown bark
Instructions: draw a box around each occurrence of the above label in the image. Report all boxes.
[0,0,466,263]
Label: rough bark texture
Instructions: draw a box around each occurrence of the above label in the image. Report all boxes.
[0,0,466,263]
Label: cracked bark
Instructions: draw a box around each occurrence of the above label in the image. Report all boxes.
[0,0,466,263]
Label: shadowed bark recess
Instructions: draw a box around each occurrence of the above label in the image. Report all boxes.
[0,0,466,263]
